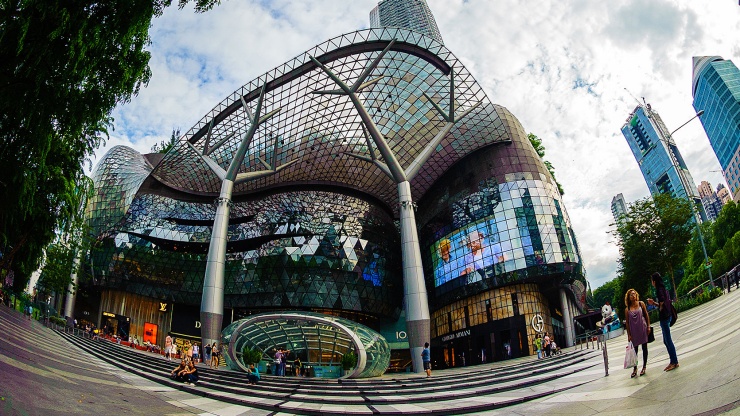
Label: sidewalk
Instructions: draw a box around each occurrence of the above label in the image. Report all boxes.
[0,289,738,415]
[495,288,740,415]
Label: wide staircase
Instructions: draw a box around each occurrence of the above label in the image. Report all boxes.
[53,327,603,415]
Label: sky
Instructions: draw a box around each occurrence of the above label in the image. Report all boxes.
[92,0,740,290]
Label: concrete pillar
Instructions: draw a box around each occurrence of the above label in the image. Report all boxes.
[200,179,233,348]
[398,181,431,373]
[64,252,81,319]
[560,288,574,347]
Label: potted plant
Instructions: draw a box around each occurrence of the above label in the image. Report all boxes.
[341,350,357,376]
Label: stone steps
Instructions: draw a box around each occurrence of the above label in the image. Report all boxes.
[57,329,601,415]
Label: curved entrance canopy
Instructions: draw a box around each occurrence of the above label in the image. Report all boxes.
[149,27,511,213]
[221,311,390,378]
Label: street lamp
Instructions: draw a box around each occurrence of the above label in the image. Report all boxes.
[666,109,714,291]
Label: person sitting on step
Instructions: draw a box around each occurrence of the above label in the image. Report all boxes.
[247,363,260,385]
[170,359,188,382]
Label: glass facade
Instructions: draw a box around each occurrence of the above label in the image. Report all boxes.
[621,105,705,218]
[692,56,740,201]
[81,27,587,370]
[370,0,444,44]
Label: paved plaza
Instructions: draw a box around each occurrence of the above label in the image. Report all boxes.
[0,288,739,415]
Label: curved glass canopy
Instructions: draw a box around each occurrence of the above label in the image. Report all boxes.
[221,311,390,378]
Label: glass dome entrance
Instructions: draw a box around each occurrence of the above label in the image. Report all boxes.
[221,311,390,378]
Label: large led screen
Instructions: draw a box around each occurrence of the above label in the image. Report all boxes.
[428,178,579,294]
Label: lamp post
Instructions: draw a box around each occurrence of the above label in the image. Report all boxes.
[667,109,715,290]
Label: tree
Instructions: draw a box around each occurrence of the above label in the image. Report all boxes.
[151,128,181,153]
[527,133,564,195]
[591,277,622,309]
[0,0,219,292]
[614,194,693,299]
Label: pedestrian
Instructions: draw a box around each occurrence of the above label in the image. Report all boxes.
[534,334,543,359]
[203,342,212,364]
[421,342,432,377]
[544,332,551,357]
[181,360,199,386]
[624,288,649,377]
[247,363,260,385]
[170,358,188,382]
[293,356,302,376]
[279,348,289,376]
[647,272,679,371]
[192,342,200,363]
[165,335,173,360]
[210,342,220,369]
[27,304,33,320]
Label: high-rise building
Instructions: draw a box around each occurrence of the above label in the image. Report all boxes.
[621,103,706,219]
[692,56,740,202]
[370,0,444,44]
[697,180,714,198]
[717,183,732,205]
[698,180,723,221]
[611,193,627,226]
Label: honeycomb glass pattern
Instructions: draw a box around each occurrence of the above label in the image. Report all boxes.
[87,146,154,238]
[89,186,402,319]
[150,28,510,216]
[221,311,391,378]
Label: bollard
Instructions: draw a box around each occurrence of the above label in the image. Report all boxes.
[602,333,609,376]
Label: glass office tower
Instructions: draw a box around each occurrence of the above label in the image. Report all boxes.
[621,104,706,220]
[370,0,444,44]
[692,56,740,202]
[611,193,627,227]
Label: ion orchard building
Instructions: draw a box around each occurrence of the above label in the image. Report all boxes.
[79,27,587,376]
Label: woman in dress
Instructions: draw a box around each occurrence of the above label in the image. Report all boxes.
[624,288,650,377]
[210,342,220,369]
[164,335,173,360]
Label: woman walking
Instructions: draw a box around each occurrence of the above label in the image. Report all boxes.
[210,342,220,369]
[648,272,679,371]
[624,288,650,377]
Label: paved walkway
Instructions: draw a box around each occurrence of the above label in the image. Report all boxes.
[0,288,739,415]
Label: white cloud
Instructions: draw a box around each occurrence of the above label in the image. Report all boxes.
[92,0,740,289]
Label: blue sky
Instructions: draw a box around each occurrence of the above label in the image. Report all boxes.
[93,0,740,290]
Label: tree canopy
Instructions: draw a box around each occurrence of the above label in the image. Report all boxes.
[0,0,219,293]
[613,193,693,298]
[527,133,564,195]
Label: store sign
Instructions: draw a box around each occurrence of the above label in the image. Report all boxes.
[102,311,115,318]
[159,303,168,312]
[531,314,544,332]
[441,329,470,342]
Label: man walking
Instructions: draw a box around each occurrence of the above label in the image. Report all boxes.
[422,342,432,378]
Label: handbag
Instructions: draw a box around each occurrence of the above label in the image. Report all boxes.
[647,326,655,343]
[623,342,637,369]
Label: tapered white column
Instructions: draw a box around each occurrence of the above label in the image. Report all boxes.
[398,181,431,372]
[64,251,81,319]
[560,288,574,347]
[200,179,233,346]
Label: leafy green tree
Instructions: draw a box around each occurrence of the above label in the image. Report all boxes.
[527,133,564,195]
[614,194,693,299]
[591,277,621,309]
[0,0,219,292]
[151,128,181,153]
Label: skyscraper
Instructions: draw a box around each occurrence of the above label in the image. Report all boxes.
[698,180,723,221]
[611,193,627,227]
[369,0,444,44]
[621,103,706,220]
[692,56,740,202]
